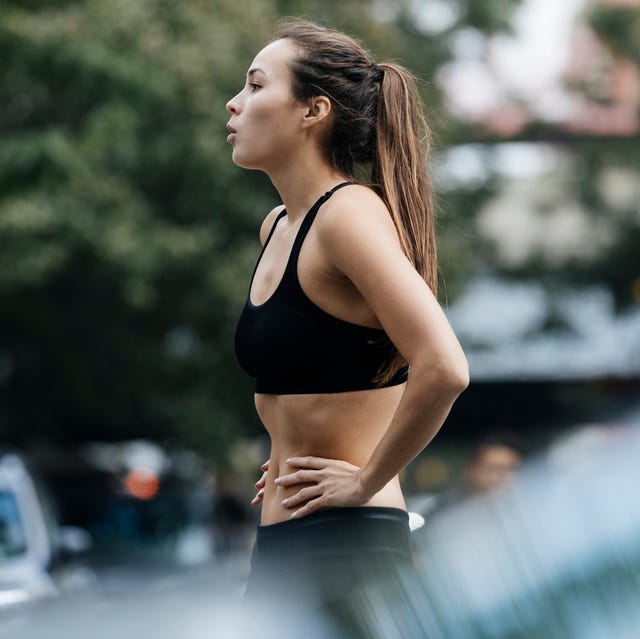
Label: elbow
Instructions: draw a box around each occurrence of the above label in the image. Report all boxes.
[443,343,470,394]
[411,355,470,398]
[449,361,470,395]
[438,359,469,397]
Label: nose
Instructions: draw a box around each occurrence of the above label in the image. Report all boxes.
[226,93,241,115]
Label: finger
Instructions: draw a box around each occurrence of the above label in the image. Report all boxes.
[260,460,270,472]
[291,496,325,519]
[286,456,330,470]
[281,485,322,508]
[250,495,261,506]
[255,471,268,488]
[274,470,318,487]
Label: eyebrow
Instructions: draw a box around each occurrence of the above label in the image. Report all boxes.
[247,68,267,78]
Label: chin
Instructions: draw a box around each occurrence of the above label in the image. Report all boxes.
[231,150,267,172]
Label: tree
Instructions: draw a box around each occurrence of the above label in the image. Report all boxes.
[0,0,283,461]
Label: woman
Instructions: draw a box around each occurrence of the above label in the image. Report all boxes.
[227,19,468,606]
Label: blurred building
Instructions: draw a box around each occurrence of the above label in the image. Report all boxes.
[440,0,640,137]
[562,0,640,136]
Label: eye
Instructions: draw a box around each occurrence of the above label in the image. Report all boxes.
[248,83,261,92]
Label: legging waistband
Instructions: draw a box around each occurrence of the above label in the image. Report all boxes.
[258,506,408,533]
[254,506,410,560]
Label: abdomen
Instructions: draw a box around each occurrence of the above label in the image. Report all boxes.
[255,385,407,524]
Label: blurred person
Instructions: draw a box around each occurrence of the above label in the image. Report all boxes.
[464,431,523,496]
[422,430,525,521]
[226,19,468,608]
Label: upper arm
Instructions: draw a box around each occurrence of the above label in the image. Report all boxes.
[318,192,467,381]
[259,205,286,246]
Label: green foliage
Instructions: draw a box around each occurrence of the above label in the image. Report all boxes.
[547,136,640,308]
[0,0,281,461]
[589,5,640,63]
[459,0,522,32]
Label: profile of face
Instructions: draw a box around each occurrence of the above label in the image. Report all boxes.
[225,38,310,171]
[465,444,521,495]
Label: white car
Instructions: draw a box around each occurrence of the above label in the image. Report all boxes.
[0,449,93,611]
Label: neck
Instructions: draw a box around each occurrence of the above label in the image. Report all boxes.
[267,150,348,222]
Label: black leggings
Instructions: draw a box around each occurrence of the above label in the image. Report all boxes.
[244,506,413,607]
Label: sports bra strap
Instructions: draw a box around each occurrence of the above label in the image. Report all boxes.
[259,182,355,281]
[321,181,354,200]
[264,208,287,247]
[312,182,354,214]
[264,182,352,249]
[293,181,354,252]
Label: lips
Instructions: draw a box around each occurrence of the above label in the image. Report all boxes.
[226,123,237,143]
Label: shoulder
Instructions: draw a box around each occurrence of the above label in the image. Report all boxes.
[316,184,401,251]
[259,204,286,246]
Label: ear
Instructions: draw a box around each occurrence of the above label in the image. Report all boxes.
[301,95,332,129]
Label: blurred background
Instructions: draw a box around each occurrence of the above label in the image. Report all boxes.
[1,0,639,636]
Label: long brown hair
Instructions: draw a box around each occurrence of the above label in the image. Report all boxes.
[272,19,437,383]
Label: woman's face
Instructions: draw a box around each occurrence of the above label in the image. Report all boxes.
[225,38,307,171]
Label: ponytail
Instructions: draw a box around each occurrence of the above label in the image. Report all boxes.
[372,63,437,383]
[374,64,436,294]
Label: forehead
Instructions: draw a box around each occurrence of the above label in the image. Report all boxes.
[249,38,297,79]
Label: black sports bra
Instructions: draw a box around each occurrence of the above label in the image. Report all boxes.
[234,182,408,394]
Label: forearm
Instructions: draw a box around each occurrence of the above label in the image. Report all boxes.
[359,365,468,496]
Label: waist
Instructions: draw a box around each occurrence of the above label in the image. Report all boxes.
[255,384,405,444]
[261,480,406,525]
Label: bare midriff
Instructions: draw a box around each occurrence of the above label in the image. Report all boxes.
[255,384,407,525]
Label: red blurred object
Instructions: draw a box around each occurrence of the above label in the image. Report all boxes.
[124,468,159,500]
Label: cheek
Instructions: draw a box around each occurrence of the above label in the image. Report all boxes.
[240,105,296,156]
[252,101,294,134]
